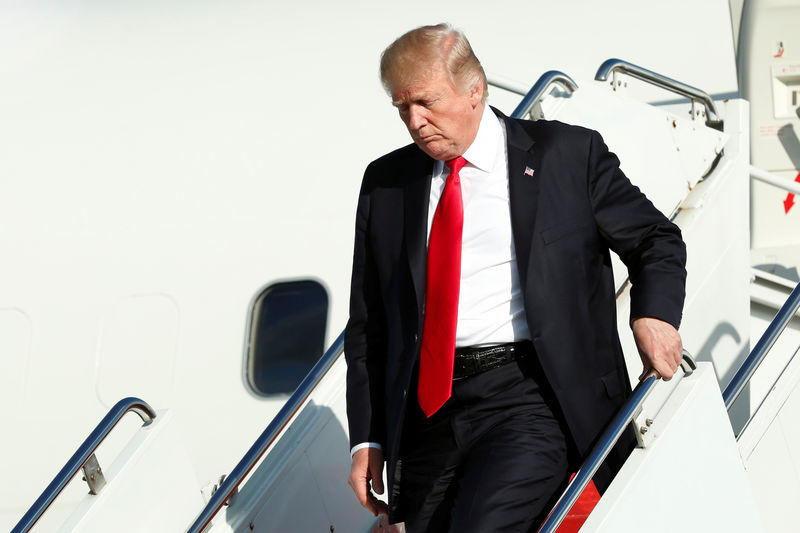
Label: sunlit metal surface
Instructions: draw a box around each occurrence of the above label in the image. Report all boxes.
[12,397,156,533]
[511,71,578,119]
[595,58,722,129]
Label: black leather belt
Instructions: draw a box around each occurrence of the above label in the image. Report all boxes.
[452,341,532,380]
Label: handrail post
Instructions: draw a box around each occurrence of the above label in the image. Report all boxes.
[12,397,156,533]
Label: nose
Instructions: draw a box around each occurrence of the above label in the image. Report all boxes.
[407,104,427,132]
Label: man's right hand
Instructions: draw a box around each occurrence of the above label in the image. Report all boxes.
[348,447,389,517]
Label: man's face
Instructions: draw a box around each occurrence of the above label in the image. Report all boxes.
[390,64,483,161]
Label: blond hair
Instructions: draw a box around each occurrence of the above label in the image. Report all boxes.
[380,23,488,101]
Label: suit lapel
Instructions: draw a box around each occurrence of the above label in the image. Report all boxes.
[498,111,541,292]
[403,150,434,318]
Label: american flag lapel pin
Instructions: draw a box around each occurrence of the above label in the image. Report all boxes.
[524,166,535,176]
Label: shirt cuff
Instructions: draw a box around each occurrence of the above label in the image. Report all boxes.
[350,442,383,458]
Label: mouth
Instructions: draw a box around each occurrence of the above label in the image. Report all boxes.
[418,134,442,143]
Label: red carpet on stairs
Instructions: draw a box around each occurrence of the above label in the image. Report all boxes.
[554,478,601,533]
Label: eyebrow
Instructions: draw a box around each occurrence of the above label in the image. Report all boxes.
[392,92,439,108]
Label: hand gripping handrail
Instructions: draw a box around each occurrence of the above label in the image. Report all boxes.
[185,330,345,533]
[594,58,723,130]
[12,397,156,533]
[511,70,579,120]
[537,351,696,533]
[723,281,800,411]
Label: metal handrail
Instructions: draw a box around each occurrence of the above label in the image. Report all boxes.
[486,72,530,96]
[537,352,696,533]
[12,397,156,533]
[511,70,578,119]
[738,344,800,442]
[723,281,800,410]
[185,330,345,533]
[750,165,800,195]
[594,58,723,130]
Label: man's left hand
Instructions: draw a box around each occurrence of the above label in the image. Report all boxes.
[632,317,683,381]
[348,447,388,517]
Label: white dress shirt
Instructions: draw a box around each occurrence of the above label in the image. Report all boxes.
[428,103,530,346]
[351,105,531,458]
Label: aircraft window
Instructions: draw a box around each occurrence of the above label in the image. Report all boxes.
[247,280,328,396]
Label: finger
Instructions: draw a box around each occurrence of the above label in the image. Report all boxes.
[667,348,683,375]
[367,492,389,515]
[348,472,370,508]
[371,471,385,495]
[365,495,378,516]
[654,359,675,380]
[368,452,385,494]
[376,501,389,515]
[364,492,387,517]
[356,485,370,508]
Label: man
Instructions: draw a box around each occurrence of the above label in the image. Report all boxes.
[345,23,686,532]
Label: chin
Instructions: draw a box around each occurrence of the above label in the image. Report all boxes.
[426,146,454,161]
[415,139,454,160]
[415,145,440,160]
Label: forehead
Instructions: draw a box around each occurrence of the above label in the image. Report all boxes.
[390,65,457,103]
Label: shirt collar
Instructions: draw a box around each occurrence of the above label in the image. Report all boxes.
[461,104,501,173]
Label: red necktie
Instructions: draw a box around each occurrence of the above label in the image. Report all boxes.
[418,156,466,417]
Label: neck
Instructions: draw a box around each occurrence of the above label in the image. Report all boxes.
[461,101,486,154]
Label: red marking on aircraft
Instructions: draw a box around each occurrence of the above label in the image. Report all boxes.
[783,172,800,214]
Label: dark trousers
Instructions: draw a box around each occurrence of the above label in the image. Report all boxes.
[398,350,570,533]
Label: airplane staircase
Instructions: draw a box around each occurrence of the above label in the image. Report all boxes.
[12,397,203,532]
[177,61,768,532]
[14,60,800,532]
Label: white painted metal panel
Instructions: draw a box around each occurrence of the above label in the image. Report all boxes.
[58,410,204,532]
[209,357,377,532]
[582,364,763,532]
[739,0,800,250]
[738,335,800,532]
[743,402,800,533]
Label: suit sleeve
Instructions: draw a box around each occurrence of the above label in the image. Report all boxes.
[344,170,387,449]
[586,129,687,329]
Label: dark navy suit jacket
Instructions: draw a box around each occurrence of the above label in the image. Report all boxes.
[344,107,687,518]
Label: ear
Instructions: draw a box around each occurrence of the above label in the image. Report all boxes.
[468,81,484,107]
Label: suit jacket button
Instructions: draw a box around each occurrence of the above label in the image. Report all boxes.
[414,334,419,343]
[402,389,408,399]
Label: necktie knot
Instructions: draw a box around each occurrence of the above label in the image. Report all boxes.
[446,156,467,177]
